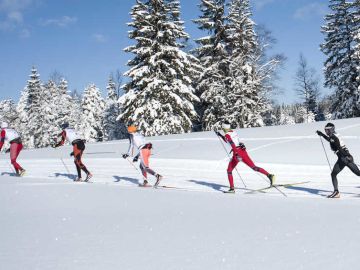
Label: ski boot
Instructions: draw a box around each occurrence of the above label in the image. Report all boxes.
[223,187,235,194]
[154,174,163,187]
[327,190,340,198]
[268,174,275,186]
[139,179,150,187]
[74,177,83,182]
[84,173,93,182]
[17,169,26,177]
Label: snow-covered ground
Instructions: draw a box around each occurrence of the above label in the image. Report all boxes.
[1,118,360,269]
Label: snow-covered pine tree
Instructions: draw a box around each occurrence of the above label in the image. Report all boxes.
[38,80,60,147]
[23,67,43,148]
[321,0,360,118]
[79,84,105,142]
[0,99,18,124]
[120,0,200,136]
[353,0,360,95]
[224,0,267,128]
[277,105,295,125]
[56,78,77,128]
[16,88,30,147]
[294,104,315,124]
[193,0,229,129]
[103,76,126,140]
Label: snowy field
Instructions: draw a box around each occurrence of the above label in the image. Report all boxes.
[1,118,360,269]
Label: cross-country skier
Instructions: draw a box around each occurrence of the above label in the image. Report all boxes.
[53,123,92,182]
[316,122,360,198]
[0,121,25,176]
[215,122,275,193]
[122,125,162,187]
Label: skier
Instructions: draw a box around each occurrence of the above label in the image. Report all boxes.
[0,121,26,176]
[215,122,275,193]
[53,123,92,182]
[122,125,162,187]
[316,122,360,198]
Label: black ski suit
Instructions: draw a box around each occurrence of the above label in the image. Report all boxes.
[318,132,360,191]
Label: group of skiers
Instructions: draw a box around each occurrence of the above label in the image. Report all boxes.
[0,120,359,198]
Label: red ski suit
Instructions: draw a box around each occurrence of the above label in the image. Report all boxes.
[222,131,269,188]
[0,129,24,172]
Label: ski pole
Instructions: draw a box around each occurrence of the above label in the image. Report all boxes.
[125,157,143,176]
[60,158,71,175]
[319,136,332,172]
[215,131,247,188]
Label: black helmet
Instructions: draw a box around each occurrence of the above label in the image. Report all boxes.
[324,122,335,136]
[60,122,69,129]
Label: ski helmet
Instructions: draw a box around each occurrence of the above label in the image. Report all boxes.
[222,121,231,131]
[60,122,69,130]
[1,121,8,128]
[324,122,335,136]
[127,125,137,133]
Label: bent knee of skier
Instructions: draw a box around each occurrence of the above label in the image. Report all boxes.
[252,166,260,172]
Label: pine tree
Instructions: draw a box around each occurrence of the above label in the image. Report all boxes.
[79,84,105,142]
[104,76,126,140]
[194,0,270,129]
[225,0,267,128]
[353,0,360,93]
[57,78,75,128]
[38,80,60,147]
[16,88,29,147]
[0,99,18,124]
[121,0,200,136]
[193,0,229,129]
[277,105,295,125]
[321,0,360,118]
[24,67,43,148]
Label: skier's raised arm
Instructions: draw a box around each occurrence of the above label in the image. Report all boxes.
[316,130,330,142]
[53,130,66,148]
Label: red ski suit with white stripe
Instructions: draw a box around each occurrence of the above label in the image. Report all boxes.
[0,128,24,172]
[221,130,269,188]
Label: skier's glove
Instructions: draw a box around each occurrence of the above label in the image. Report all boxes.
[316,130,323,136]
[239,143,246,150]
[122,154,129,159]
[133,156,139,162]
[70,152,74,157]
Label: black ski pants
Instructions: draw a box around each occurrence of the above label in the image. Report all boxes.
[331,155,360,191]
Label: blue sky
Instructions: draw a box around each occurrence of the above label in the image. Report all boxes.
[0,0,330,104]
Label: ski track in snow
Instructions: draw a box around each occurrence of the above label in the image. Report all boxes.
[2,120,360,270]
[1,157,360,199]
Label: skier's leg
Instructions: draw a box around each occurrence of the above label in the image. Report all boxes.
[10,143,23,172]
[74,142,90,175]
[73,145,82,178]
[139,163,147,179]
[331,160,345,191]
[345,157,360,176]
[227,155,239,189]
[73,160,81,178]
[239,149,269,176]
[140,149,156,176]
